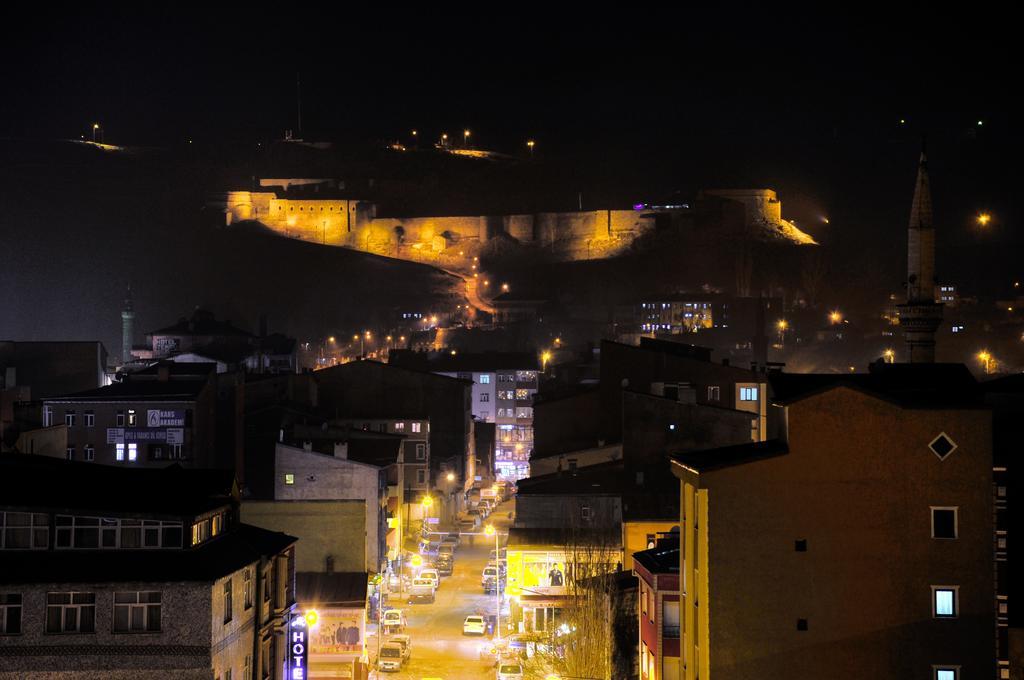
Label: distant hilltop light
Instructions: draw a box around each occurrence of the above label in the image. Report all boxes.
[977,213,992,226]
[977,120,984,126]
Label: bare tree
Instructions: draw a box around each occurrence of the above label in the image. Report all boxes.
[524,504,623,680]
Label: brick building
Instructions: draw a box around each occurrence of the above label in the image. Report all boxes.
[0,455,297,680]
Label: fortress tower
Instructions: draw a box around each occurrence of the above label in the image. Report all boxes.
[121,286,135,364]
[897,148,943,362]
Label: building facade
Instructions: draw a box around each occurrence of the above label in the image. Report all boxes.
[670,365,996,680]
[0,455,297,680]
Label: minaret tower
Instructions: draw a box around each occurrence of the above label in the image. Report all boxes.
[121,286,135,365]
[897,146,944,362]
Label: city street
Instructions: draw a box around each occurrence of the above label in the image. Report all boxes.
[368,498,515,679]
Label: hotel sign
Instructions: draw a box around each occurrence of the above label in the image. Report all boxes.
[289,615,309,679]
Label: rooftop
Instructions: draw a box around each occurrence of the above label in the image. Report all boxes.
[296,571,369,608]
[44,375,210,401]
[769,361,982,409]
[148,309,253,338]
[389,350,540,372]
[0,454,234,517]
[632,542,680,575]
[670,439,789,473]
[507,526,622,549]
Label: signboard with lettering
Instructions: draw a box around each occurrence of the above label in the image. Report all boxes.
[289,616,309,679]
[310,608,363,655]
[147,409,185,427]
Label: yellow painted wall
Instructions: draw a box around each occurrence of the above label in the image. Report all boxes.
[623,520,680,569]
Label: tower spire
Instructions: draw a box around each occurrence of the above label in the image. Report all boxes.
[897,144,943,362]
[121,285,135,366]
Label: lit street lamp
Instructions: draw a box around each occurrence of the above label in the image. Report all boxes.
[92,123,100,143]
[829,310,842,325]
[977,213,992,227]
[884,348,895,364]
[463,129,471,147]
[777,319,788,347]
[978,350,993,375]
[527,139,535,157]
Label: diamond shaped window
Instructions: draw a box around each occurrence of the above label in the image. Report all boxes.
[929,433,958,460]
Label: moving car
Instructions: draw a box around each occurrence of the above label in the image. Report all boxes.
[436,553,453,576]
[497,663,524,679]
[438,542,455,558]
[463,615,486,635]
[441,535,458,552]
[388,634,412,661]
[377,642,405,672]
[382,608,406,634]
[408,578,436,604]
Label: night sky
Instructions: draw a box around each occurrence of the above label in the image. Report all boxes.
[2,12,1018,351]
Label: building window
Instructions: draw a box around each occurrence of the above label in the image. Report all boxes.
[223,580,233,624]
[0,594,22,635]
[55,515,181,550]
[929,433,958,460]
[417,469,427,484]
[581,505,592,522]
[411,423,422,433]
[932,586,958,618]
[1,511,49,550]
[480,393,490,402]
[663,600,680,638]
[116,410,125,426]
[43,406,54,427]
[46,592,96,633]
[415,444,426,461]
[128,442,138,462]
[707,386,721,401]
[740,387,759,401]
[244,655,252,680]
[84,412,95,427]
[394,422,405,430]
[116,443,125,461]
[64,411,76,427]
[515,389,529,400]
[480,374,491,384]
[244,569,253,610]
[84,446,95,462]
[66,446,75,460]
[127,409,137,426]
[113,591,161,632]
[934,668,959,680]
[284,474,294,485]
[931,507,958,539]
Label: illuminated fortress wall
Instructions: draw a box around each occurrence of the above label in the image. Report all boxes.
[217,191,654,263]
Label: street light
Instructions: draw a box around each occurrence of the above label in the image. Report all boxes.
[463,129,470,147]
[541,350,553,371]
[829,310,842,325]
[978,350,993,374]
[776,319,788,347]
[977,213,992,227]
[92,123,100,143]
[527,139,535,156]
[884,348,895,364]
[446,472,455,482]
[484,524,501,641]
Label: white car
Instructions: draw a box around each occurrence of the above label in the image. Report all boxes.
[419,568,440,588]
[377,642,405,672]
[463,615,486,635]
[497,662,524,679]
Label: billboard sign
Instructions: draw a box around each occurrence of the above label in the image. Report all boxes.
[289,615,309,679]
[147,409,185,427]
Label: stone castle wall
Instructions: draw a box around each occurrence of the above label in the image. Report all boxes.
[218,191,655,263]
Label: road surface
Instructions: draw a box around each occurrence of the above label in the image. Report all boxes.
[368,499,515,679]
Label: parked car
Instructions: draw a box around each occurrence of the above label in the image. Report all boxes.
[388,634,412,661]
[408,578,436,604]
[489,548,508,562]
[419,568,440,588]
[382,608,406,634]
[436,553,453,576]
[446,530,461,545]
[459,518,479,533]
[497,662,524,679]
[441,535,459,551]
[482,566,504,592]
[377,642,405,672]
[463,615,486,635]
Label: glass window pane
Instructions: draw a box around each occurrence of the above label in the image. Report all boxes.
[114,605,130,631]
[46,606,62,632]
[162,526,182,548]
[122,527,142,548]
[114,592,137,604]
[64,607,77,631]
[6,528,31,548]
[79,605,94,632]
[130,606,144,630]
[147,604,161,631]
[935,589,955,616]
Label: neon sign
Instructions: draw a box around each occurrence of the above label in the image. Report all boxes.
[289,615,309,679]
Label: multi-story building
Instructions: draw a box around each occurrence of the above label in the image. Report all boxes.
[636,297,725,335]
[41,362,220,468]
[389,351,539,481]
[633,539,681,680]
[669,363,996,680]
[0,454,297,680]
[332,417,432,508]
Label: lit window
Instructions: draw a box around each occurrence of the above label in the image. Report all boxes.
[933,587,958,618]
[411,423,422,433]
[127,409,137,426]
[931,508,958,539]
[394,422,405,431]
[116,443,125,461]
[480,375,491,384]
[127,443,138,462]
[740,387,759,401]
[934,668,959,680]
[284,474,294,485]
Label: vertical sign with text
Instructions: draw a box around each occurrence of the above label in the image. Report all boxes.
[289,616,309,679]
